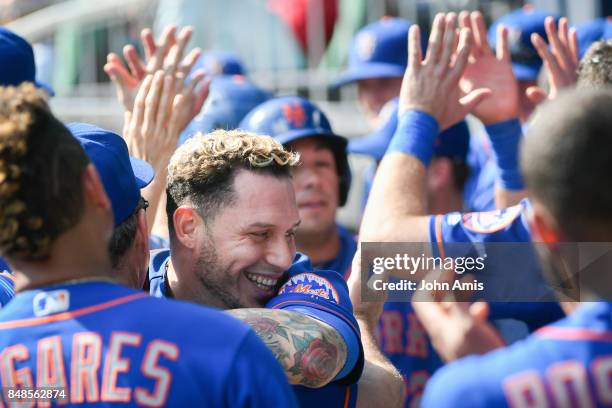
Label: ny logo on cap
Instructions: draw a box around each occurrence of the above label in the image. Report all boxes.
[357,32,377,61]
[282,102,306,128]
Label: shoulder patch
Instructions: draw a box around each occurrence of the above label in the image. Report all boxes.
[278,272,340,304]
[461,204,523,234]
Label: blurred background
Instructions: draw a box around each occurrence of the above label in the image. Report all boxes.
[2,0,608,226]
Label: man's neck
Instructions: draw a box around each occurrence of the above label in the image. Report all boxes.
[296,225,341,266]
[11,229,114,292]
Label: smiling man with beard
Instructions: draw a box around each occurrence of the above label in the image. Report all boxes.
[147,130,370,406]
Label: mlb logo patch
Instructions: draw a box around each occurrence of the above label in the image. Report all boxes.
[279,273,340,303]
[33,290,70,317]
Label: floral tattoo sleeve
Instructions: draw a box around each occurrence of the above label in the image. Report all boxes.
[227,308,348,388]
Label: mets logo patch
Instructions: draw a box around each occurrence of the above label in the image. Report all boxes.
[279,273,340,304]
[357,32,377,61]
[461,204,523,234]
[33,290,70,317]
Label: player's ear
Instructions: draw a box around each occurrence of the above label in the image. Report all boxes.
[529,202,561,245]
[82,164,112,212]
[173,206,203,249]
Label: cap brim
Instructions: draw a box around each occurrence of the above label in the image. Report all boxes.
[512,63,541,81]
[35,80,55,97]
[130,157,155,188]
[276,129,347,149]
[331,63,405,88]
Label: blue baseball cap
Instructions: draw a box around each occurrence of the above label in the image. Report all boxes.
[191,50,245,77]
[179,75,270,145]
[68,123,155,226]
[332,17,412,87]
[0,27,54,95]
[348,98,470,161]
[240,96,352,206]
[575,17,612,58]
[488,7,559,81]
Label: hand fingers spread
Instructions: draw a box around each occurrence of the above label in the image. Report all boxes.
[447,27,472,86]
[545,16,572,71]
[132,74,154,134]
[424,13,446,65]
[569,27,579,66]
[143,71,165,134]
[123,45,147,80]
[438,13,458,72]
[179,48,202,77]
[141,28,156,60]
[408,24,423,71]
[149,25,177,72]
[154,74,176,136]
[496,24,509,61]
[532,32,563,84]
[470,11,491,56]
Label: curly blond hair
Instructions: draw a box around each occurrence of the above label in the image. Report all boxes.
[0,84,89,260]
[166,130,299,230]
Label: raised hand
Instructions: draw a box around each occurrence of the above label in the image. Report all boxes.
[122,70,208,170]
[104,25,202,112]
[399,13,491,130]
[526,17,578,105]
[458,11,519,124]
[412,269,505,362]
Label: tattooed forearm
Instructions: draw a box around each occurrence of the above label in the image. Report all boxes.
[227,308,348,388]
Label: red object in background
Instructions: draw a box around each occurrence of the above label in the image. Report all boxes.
[267,0,338,54]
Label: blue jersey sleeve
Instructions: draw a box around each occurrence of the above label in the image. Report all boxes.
[226,331,298,408]
[429,199,531,255]
[266,253,364,384]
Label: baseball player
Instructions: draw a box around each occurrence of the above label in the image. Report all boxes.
[332,17,411,129]
[0,84,296,407]
[147,130,365,407]
[420,88,612,408]
[0,26,54,298]
[68,123,155,289]
[240,95,405,407]
[352,11,568,401]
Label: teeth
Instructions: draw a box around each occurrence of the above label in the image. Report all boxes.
[247,273,277,288]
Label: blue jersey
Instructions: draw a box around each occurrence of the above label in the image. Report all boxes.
[423,302,612,408]
[0,281,296,407]
[148,250,364,408]
[429,199,564,331]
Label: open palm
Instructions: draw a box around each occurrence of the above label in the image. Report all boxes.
[458,11,519,125]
